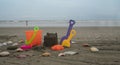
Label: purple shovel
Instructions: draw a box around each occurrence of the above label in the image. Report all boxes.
[60,20,75,44]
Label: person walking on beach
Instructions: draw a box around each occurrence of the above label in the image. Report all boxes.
[26,20,28,27]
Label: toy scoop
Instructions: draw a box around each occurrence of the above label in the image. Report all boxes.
[62,29,76,47]
[60,20,75,44]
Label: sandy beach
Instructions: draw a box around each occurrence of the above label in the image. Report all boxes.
[0,27,120,65]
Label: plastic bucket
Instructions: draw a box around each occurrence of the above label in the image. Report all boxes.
[25,30,42,47]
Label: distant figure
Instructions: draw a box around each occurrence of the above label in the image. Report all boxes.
[26,20,28,27]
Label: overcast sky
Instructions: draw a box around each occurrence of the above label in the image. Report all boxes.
[0,0,120,20]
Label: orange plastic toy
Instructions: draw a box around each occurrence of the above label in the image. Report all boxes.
[25,26,42,47]
[51,45,64,51]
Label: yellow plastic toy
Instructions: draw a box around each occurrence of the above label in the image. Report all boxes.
[62,29,76,47]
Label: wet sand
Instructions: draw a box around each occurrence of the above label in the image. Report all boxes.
[0,27,120,65]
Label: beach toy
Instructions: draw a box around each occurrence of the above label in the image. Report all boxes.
[62,29,76,47]
[43,33,58,47]
[51,45,64,51]
[20,45,32,50]
[25,26,42,47]
[60,20,75,44]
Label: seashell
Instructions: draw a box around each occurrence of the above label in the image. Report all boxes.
[90,47,99,52]
[63,51,79,55]
[82,43,90,47]
[12,43,19,46]
[7,41,13,44]
[17,54,27,58]
[0,51,10,57]
[2,42,7,45]
[16,48,24,52]
[18,40,24,43]
[41,52,51,57]
[72,41,77,44]
[58,53,65,56]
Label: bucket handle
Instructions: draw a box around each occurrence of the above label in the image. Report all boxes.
[25,26,39,45]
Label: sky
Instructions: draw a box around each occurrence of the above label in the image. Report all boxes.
[0,0,120,20]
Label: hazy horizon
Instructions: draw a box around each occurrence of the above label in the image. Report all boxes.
[0,0,120,20]
[0,20,120,27]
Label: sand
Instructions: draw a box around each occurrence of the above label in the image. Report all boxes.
[0,27,120,65]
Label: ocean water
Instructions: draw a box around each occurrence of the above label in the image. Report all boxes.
[0,20,120,27]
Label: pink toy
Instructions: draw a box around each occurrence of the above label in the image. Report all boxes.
[20,45,32,50]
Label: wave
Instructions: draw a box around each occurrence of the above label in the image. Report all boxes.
[0,20,120,27]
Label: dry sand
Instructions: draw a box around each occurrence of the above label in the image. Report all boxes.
[0,27,120,65]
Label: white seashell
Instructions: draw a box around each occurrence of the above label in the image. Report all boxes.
[16,48,24,52]
[63,51,78,55]
[71,41,76,44]
[7,41,13,44]
[90,47,99,52]
[12,43,19,46]
[18,40,24,43]
[2,42,7,45]
[58,53,65,56]
[0,51,10,57]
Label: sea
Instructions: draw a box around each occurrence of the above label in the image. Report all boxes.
[0,20,120,27]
